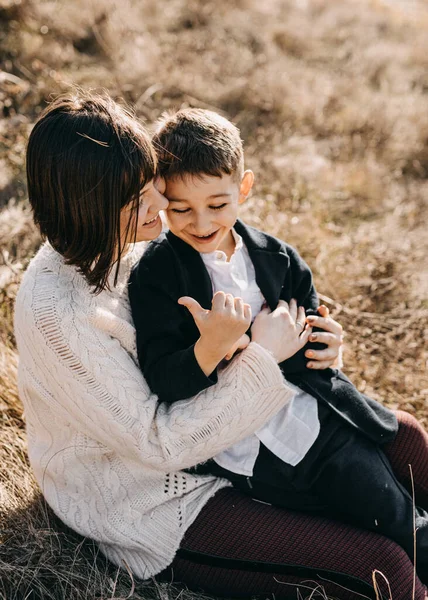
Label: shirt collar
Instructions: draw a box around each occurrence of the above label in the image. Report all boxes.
[201,228,243,264]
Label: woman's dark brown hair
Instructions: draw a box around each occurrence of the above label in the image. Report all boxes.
[26,91,157,292]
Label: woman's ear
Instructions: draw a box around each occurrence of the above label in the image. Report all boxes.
[239,170,254,204]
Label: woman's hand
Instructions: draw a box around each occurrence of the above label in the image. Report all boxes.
[305,305,344,370]
[251,299,312,363]
[178,292,252,375]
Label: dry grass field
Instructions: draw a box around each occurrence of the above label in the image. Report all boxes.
[1,0,428,597]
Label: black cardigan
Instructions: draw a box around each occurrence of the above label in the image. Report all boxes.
[128,219,398,445]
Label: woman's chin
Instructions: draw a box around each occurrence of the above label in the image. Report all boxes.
[137,219,162,242]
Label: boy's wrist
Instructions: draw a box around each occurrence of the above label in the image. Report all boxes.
[194,337,228,376]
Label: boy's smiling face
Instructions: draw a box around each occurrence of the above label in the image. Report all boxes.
[165,171,254,258]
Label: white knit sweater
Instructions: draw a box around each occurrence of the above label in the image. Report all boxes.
[14,242,295,579]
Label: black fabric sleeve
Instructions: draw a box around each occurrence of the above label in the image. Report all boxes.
[128,258,218,404]
[278,245,327,375]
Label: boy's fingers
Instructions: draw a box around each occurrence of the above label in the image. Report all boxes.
[212,291,226,310]
[243,303,252,322]
[235,299,252,323]
[234,297,244,315]
[225,340,239,361]
[299,326,312,347]
[178,296,206,320]
[225,293,234,309]
[276,299,289,314]
[253,306,271,325]
[235,333,250,350]
[288,298,298,321]
[240,333,250,347]
[296,305,306,327]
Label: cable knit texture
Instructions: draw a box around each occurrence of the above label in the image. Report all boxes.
[14,242,295,579]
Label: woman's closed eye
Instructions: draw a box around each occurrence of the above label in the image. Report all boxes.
[138,187,150,205]
[210,203,227,210]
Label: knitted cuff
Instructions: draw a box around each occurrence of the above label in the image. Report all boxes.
[231,341,288,397]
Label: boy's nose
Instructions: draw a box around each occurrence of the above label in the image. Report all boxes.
[193,214,212,234]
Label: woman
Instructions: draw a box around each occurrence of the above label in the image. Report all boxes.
[15,91,428,600]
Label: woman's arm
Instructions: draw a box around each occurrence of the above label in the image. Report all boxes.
[16,293,294,474]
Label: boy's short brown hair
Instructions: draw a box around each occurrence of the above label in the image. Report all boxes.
[153,108,244,181]
[26,91,157,292]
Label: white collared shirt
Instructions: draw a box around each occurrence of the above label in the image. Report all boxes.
[201,229,320,476]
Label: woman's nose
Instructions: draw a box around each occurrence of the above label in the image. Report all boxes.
[155,187,169,210]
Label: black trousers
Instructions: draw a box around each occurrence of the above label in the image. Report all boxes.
[202,402,428,584]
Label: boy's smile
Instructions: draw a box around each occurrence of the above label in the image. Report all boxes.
[165,171,254,259]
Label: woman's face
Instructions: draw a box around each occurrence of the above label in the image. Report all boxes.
[120,177,168,244]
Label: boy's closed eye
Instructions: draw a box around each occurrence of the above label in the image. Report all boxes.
[170,203,228,214]
[169,207,190,214]
[210,203,228,210]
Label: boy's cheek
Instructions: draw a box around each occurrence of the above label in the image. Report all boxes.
[164,212,182,234]
[164,211,175,225]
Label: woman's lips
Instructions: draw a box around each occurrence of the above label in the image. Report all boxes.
[143,214,160,228]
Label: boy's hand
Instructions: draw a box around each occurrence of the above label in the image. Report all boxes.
[224,333,250,361]
[251,299,312,363]
[178,292,252,376]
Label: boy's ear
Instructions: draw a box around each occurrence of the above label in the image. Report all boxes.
[239,170,254,204]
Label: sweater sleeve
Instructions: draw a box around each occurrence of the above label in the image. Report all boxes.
[16,280,294,473]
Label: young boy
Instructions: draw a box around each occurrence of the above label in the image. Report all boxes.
[128,108,428,582]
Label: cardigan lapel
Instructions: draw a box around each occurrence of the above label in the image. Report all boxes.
[166,230,213,309]
[234,220,290,310]
[166,221,291,311]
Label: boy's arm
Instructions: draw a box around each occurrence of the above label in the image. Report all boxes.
[129,261,218,403]
[278,245,327,375]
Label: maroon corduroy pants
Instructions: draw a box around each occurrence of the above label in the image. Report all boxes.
[160,410,428,600]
